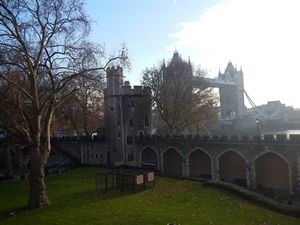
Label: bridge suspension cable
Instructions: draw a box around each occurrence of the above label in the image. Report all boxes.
[244,89,257,109]
[244,89,262,118]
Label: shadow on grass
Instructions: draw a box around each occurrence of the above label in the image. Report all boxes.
[48,186,135,210]
[0,188,134,221]
[0,206,28,220]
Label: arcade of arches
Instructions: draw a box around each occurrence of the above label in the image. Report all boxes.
[140,147,293,196]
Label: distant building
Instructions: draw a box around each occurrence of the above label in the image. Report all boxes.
[256,101,288,122]
[104,66,152,166]
[287,107,300,122]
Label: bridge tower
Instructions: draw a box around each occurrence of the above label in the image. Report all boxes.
[218,62,245,119]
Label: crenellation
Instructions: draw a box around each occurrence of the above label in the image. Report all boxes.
[241,135,250,142]
[120,83,152,97]
[122,85,132,95]
[133,85,143,95]
[263,134,275,142]
[289,134,300,143]
[193,135,202,141]
[276,134,288,142]
[202,135,211,141]
[229,135,241,142]
[106,66,123,76]
[219,135,228,142]
[142,86,151,95]
[211,135,219,141]
[131,133,300,144]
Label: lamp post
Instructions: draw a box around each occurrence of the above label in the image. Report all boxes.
[256,118,260,144]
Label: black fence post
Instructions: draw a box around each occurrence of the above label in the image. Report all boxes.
[143,173,146,191]
[104,175,107,193]
[132,175,135,193]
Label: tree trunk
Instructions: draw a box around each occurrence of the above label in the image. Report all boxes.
[4,147,13,179]
[28,109,53,208]
[28,147,50,208]
[83,108,89,136]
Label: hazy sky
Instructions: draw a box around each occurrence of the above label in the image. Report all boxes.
[86,0,300,108]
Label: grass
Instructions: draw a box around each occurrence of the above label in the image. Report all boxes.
[0,167,299,225]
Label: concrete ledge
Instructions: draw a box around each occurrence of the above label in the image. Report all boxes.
[204,180,300,218]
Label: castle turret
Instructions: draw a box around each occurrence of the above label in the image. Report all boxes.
[104,67,152,166]
[106,66,123,96]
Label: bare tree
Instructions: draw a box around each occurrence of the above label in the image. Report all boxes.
[142,53,217,135]
[0,0,127,208]
[55,74,105,137]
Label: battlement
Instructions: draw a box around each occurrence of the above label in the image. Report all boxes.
[49,133,300,144]
[135,133,300,144]
[121,84,151,96]
[133,86,143,95]
[106,66,123,77]
[105,66,151,97]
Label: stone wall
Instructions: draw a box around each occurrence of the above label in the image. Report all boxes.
[80,142,106,166]
[134,134,300,198]
[53,134,300,198]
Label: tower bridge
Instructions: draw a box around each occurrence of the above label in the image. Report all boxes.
[195,77,237,88]
[194,61,245,122]
[204,77,237,88]
[196,61,286,125]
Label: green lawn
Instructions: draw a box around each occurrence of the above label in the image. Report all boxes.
[0,167,299,225]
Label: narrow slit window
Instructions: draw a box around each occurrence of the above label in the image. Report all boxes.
[145,114,149,127]
[127,136,133,145]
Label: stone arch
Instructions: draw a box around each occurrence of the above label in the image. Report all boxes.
[254,151,290,196]
[161,146,184,158]
[162,147,183,178]
[188,148,212,180]
[140,146,159,170]
[218,150,247,187]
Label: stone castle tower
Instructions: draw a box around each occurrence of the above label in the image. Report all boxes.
[104,66,152,166]
[218,62,245,119]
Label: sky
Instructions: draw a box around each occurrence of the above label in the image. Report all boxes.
[86,0,300,108]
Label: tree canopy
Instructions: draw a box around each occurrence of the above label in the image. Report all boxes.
[53,74,105,137]
[142,52,217,135]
